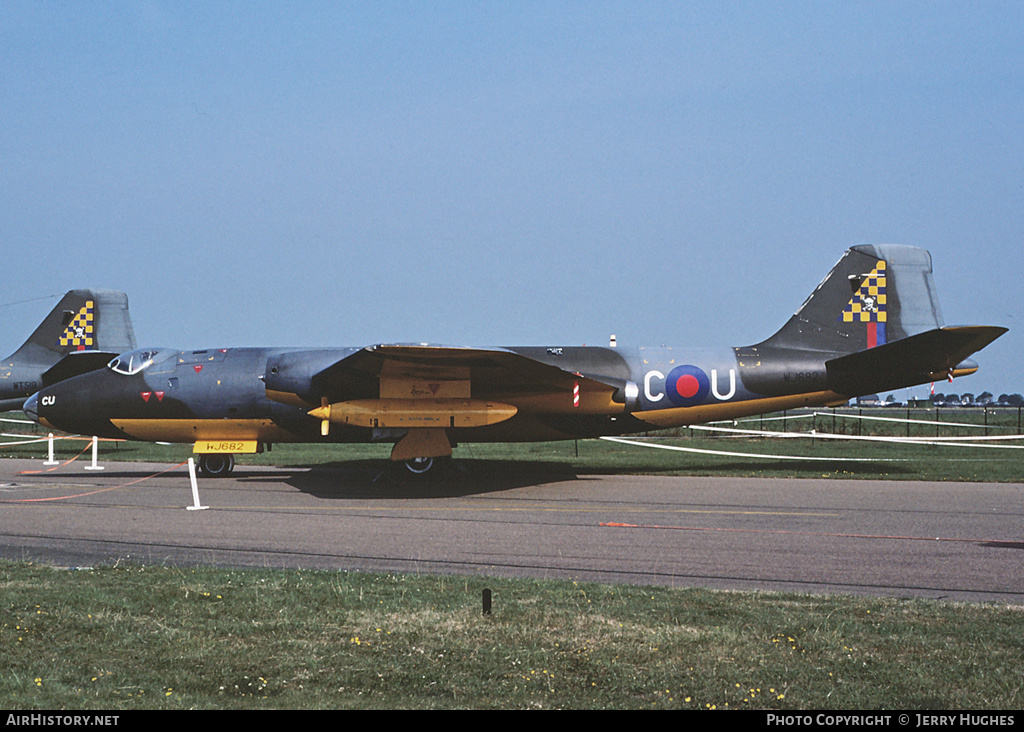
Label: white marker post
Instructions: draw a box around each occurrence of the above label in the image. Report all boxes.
[83,436,104,471]
[43,433,58,466]
[186,458,208,511]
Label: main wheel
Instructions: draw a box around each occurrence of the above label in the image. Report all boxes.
[198,453,235,478]
[404,456,435,475]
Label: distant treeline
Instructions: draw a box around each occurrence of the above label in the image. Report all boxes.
[858,391,1024,407]
[931,392,1024,407]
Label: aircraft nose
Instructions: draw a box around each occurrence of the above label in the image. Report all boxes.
[23,392,39,424]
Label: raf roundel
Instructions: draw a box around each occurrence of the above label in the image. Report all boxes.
[665,365,710,407]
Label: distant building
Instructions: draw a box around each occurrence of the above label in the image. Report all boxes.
[856,394,882,406]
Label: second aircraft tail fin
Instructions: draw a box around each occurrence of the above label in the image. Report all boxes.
[6,289,137,371]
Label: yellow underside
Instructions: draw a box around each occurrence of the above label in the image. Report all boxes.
[929,366,978,381]
[110,419,294,444]
[631,390,850,428]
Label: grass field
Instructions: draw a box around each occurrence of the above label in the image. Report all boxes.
[3,408,1022,709]
[2,562,1022,710]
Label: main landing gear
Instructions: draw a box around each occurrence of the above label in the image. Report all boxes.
[197,453,235,478]
[403,456,435,475]
[391,428,451,477]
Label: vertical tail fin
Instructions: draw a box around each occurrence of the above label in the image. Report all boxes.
[756,244,943,354]
[5,289,137,368]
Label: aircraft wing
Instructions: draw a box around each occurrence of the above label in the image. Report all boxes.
[260,341,634,423]
[306,344,624,405]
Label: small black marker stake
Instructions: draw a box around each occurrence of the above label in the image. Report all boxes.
[482,589,492,615]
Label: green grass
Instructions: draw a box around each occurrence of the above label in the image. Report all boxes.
[2,561,1022,710]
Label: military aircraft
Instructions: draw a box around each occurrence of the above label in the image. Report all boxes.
[24,245,1006,477]
[1,290,136,412]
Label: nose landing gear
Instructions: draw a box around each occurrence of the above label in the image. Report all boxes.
[197,453,235,478]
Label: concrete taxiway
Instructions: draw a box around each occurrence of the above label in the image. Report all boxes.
[1,457,1021,603]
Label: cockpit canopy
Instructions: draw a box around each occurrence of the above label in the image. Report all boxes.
[107,347,176,376]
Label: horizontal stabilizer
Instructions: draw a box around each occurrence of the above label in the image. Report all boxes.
[825,326,1007,396]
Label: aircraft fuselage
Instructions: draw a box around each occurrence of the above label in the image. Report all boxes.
[0,362,46,412]
[25,343,849,446]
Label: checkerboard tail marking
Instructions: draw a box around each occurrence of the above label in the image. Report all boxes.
[841,260,887,348]
[58,300,96,351]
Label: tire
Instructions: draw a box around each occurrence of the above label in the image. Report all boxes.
[404,456,435,475]
[198,453,235,478]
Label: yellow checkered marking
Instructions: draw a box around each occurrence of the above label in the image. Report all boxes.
[842,260,887,323]
[59,300,96,349]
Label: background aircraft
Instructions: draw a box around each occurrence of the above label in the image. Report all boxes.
[24,245,1005,476]
[1,290,136,411]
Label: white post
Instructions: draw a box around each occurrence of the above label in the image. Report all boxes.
[186,458,208,511]
[83,436,104,471]
[43,433,58,466]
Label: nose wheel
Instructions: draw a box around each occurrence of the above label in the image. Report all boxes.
[197,453,235,478]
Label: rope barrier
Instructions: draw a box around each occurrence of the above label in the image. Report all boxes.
[614,409,1024,460]
[16,440,94,474]
[0,435,52,447]
[686,423,1024,449]
[601,436,905,462]
[7,460,190,502]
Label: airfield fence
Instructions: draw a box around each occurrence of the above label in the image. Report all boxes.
[649,406,1024,440]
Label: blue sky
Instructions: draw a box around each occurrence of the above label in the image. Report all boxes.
[2,1,1022,396]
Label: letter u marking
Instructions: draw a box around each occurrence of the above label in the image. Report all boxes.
[711,369,736,400]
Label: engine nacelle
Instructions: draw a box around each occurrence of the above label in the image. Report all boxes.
[263,348,361,407]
